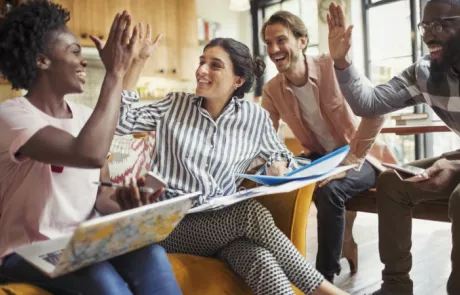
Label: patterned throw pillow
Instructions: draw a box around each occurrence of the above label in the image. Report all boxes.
[108,132,156,184]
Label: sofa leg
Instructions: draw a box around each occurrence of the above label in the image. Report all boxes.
[343,210,358,274]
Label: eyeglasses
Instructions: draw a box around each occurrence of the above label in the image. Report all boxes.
[417,16,460,37]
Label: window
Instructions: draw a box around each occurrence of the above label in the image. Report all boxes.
[364,0,460,161]
[364,0,420,163]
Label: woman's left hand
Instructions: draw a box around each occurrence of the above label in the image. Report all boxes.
[133,23,163,62]
[113,176,164,211]
[267,161,289,176]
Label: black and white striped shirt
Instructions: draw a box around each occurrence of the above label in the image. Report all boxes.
[117,91,294,203]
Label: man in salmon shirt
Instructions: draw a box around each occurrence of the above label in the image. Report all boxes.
[260,10,397,283]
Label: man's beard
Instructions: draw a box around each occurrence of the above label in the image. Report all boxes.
[430,32,460,82]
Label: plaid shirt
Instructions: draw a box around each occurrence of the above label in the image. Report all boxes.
[335,54,460,136]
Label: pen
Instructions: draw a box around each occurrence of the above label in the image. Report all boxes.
[93,182,156,194]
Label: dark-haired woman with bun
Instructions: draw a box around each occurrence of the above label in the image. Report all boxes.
[117,37,348,295]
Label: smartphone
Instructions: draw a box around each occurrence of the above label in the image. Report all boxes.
[144,171,167,191]
[382,163,428,182]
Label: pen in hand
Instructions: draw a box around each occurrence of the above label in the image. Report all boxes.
[94,182,156,194]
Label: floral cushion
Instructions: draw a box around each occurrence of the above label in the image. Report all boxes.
[108,132,156,184]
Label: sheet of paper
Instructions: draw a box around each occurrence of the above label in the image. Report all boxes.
[189,165,355,213]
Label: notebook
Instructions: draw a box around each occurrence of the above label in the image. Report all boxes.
[15,192,201,278]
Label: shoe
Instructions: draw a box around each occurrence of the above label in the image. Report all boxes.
[367,289,413,295]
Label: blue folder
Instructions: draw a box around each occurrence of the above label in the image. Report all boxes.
[239,145,350,186]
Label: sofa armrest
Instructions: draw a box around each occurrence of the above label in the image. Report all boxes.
[256,184,315,257]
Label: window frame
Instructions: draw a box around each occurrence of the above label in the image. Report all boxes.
[362,0,426,160]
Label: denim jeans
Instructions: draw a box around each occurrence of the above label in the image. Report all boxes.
[309,155,377,280]
[0,244,181,295]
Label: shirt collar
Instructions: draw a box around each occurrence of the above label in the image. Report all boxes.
[192,95,242,111]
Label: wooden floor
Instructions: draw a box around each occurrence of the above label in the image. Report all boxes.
[305,205,451,295]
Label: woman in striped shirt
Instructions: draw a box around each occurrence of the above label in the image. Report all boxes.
[117,34,347,295]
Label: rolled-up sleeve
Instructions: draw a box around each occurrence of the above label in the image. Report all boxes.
[116,91,174,135]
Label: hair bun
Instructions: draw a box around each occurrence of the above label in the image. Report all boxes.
[253,56,265,79]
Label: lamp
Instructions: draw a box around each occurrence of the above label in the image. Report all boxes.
[229,0,250,11]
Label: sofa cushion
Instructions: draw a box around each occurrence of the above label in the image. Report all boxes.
[0,284,51,295]
[169,254,252,294]
[108,132,156,183]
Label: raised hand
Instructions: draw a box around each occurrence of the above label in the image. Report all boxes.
[133,23,163,62]
[327,2,353,69]
[89,11,140,77]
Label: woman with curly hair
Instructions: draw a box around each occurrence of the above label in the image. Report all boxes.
[117,37,349,295]
[0,1,180,294]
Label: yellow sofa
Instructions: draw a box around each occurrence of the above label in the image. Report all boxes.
[0,133,317,294]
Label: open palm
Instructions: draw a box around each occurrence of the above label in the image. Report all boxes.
[134,23,163,61]
[327,2,353,61]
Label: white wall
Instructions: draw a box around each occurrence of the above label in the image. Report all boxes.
[195,0,252,46]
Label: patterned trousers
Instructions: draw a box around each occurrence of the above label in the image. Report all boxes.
[160,200,324,295]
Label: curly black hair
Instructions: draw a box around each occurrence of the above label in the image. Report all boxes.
[0,0,70,90]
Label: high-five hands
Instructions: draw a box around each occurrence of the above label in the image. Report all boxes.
[133,23,163,62]
[90,11,139,77]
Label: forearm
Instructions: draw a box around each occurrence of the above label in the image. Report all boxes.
[75,73,123,165]
[95,189,122,215]
[123,59,147,90]
[347,116,387,168]
[334,64,413,117]
[334,64,385,117]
